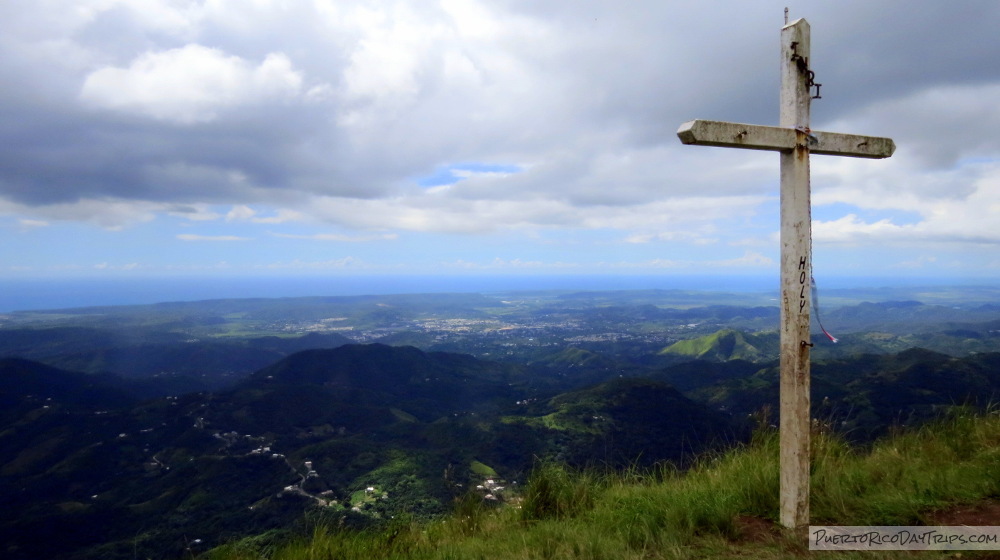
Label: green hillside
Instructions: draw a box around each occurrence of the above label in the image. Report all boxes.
[205,408,1000,560]
[676,348,1000,442]
[505,377,746,468]
[5,337,1000,558]
[658,329,777,361]
[656,321,1000,364]
[0,346,741,559]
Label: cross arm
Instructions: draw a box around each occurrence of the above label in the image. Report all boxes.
[677,119,895,159]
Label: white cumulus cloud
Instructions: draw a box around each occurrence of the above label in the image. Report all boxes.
[80,45,304,123]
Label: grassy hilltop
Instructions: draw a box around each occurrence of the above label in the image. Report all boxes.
[205,408,1000,560]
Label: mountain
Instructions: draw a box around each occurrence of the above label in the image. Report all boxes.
[659,329,778,361]
[823,300,985,332]
[657,320,1000,364]
[0,345,540,559]
[652,359,763,393]
[675,349,1000,441]
[246,343,526,421]
[0,358,136,419]
[509,377,747,468]
[0,327,353,395]
[0,326,184,357]
[0,342,755,559]
[516,346,654,391]
[4,333,999,559]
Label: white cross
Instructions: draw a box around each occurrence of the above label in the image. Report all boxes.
[676,18,894,529]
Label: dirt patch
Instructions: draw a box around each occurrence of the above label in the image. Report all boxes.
[925,499,1000,526]
[730,516,811,557]
[732,515,782,543]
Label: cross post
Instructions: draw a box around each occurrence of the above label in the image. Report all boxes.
[676,18,894,529]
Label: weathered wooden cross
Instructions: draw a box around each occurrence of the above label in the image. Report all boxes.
[676,18,894,529]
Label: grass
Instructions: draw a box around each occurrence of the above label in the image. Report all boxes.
[203,407,1000,560]
[470,460,498,477]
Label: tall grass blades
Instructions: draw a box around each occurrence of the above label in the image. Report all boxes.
[519,462,599,522]
[811,405,1000,526]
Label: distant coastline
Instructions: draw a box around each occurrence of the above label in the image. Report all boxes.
[0,274,995,313]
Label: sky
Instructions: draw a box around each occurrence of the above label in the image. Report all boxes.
[2,0,1000,287]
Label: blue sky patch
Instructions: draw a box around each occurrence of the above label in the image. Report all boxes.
[416,163,522,187]
[813,202,923,226]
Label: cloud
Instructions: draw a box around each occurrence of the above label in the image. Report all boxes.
[435,258,584,271]
[706,251,774,268]
[261,257,363,270]
[80,45,305,124]
[225,205,304,224]
[18,219,49,229]
[0,198,158,230]
[93,262,141,271]
[435,255,771,273]
[891,256,938,270]
[225,205,257,222]
[814,214,911,244]
[813,160,1000,246]
[604,251,773,270]
[818,82,1000,171]
[624,231,717,245]
[303,191,763,237]
[484,257,575,269]
[0,2,902,211]
[176,234,252,242]
[2,0,1000,276]
[610,258,687,270]
[269,232,398,242]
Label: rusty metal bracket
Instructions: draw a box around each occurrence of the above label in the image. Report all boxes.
[794,126,819,145]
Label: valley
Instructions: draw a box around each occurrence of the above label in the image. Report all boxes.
[2,284,1000,559]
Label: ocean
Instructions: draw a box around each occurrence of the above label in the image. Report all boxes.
[0,274,781,312]
[0,273,982,313]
